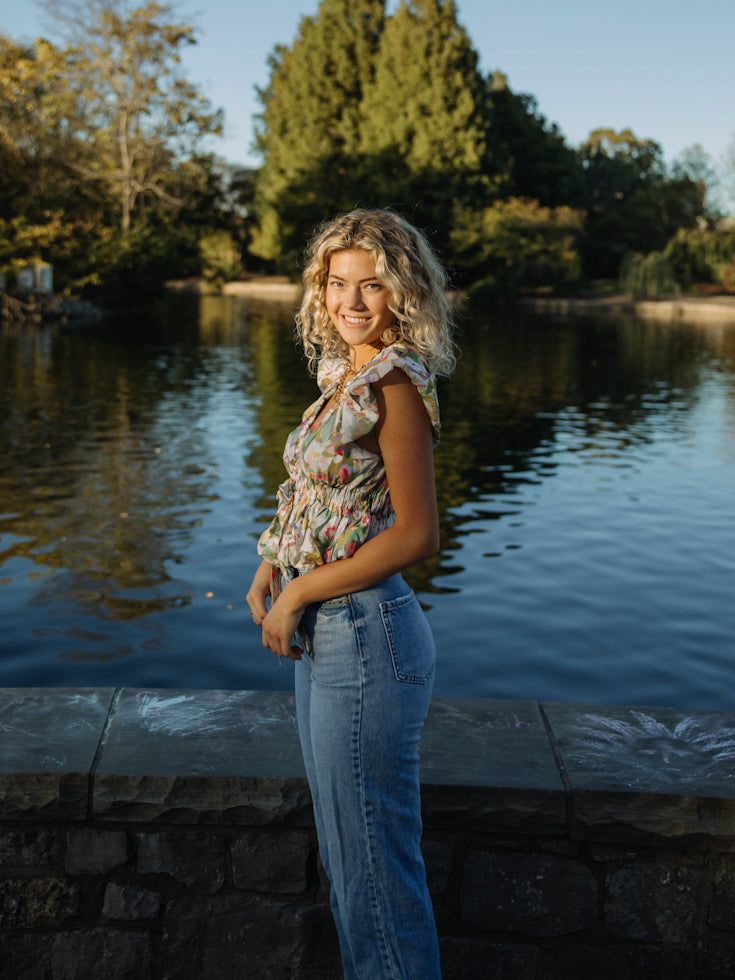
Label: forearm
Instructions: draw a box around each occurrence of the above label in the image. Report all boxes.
[283,519,438,611]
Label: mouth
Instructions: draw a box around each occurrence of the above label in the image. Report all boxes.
[341,315,371,326]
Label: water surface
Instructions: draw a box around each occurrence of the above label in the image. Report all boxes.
[1,295,734,710]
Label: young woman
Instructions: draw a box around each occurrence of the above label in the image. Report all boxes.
[246,208,455,979]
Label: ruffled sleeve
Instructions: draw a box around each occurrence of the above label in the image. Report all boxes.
[333,343,440,447]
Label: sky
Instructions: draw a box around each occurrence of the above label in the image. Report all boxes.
[2,0,734,172]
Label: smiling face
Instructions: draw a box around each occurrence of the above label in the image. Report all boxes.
[325,249,396,365]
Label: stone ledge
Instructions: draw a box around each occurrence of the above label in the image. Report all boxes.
[0,688,115,820]
[542,701,735,843]
[2,689,735,842]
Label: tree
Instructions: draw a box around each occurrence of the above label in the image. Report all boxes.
[452,196,583,296]
[671,143,719,221]
[0,34,103,224]
[360,0,485,176]
[252,0,488,273]
[481,71,585,208]
[39,0,223,235]
[358,0,488,257]
[252,0,386,265]
[578,128,704,277]
[721,133,735,214]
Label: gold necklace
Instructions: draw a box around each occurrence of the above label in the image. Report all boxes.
[333,365,357,401]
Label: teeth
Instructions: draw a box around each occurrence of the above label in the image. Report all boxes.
[344,316,369,324]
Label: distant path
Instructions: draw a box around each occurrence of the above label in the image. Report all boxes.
[520,293,735,323]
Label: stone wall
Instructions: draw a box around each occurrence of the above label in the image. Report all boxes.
[2,688,735,978]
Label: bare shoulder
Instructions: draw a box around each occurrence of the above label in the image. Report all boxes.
[371,365,413,390]
[373,368,431,437]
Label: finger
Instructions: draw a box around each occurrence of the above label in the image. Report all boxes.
[262,628,302,662]
[247,593,269,624]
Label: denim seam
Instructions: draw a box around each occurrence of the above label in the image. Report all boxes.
[380,594,435,685]
[350,593,398,980]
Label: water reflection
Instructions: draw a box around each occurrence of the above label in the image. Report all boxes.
[1,297,735,707]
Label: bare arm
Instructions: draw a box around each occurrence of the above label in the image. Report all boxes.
[250,368,439,659]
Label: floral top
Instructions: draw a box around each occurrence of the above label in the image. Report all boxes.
[257,342,440,574]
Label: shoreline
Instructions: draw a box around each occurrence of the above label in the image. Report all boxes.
[519,292,735,323]
[173,277,735,324]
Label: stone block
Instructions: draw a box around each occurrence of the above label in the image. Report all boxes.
[552,944,693,978]
[94,689,311,824]
[161,893,341,979]
[103,882,161,920]
[231,830,309,894]
[136,830,225,893]
[421,839,455,897]
[693,941,735,979]
[542,701,735,841]
[66,827,127,874]
[709,855,735,932]
[0,688,115,819]
[605,863,701,943]
[0,876,79,928]
[0,928,152,978]
[459,851,598,937]
[0,827,62,867]
[439,937,541,980]
[420,698,565,835]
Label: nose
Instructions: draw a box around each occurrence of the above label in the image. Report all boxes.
[345,285,366,309]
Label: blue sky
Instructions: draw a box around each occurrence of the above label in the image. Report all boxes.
[2,0,733,171]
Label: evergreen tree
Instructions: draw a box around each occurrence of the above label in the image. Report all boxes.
[482,71,584,208]
[358,0,487,258]
[360,0,484,176]
[252,0,386,266]
[252,0,488,273]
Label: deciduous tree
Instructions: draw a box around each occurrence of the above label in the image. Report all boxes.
[39,0,223,235]
[579,128,704,277]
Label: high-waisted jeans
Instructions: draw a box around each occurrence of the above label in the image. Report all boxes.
[294,573,441,980]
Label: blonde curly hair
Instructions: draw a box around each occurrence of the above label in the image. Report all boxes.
[297,209,456,377]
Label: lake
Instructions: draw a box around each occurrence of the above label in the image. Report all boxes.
[1,294,734,711]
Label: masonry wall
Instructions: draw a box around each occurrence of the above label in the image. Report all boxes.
[1,688,735,979]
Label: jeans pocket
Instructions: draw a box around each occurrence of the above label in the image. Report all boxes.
[380,592,436,684]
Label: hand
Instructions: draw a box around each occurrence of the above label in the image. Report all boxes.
[246,562,304,662]
[245,559,273,625]
[261,589,305,661]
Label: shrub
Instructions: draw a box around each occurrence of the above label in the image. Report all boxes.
[452,197,583,292]
[198,230,242,289]
[619,251,679,299]
[663,227,735,286]
[719,256,735,292]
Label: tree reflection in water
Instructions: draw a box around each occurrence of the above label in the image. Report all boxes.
[1,296,734,705]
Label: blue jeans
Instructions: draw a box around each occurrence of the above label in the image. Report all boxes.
[294,573,441,980]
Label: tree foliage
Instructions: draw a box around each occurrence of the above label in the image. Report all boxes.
[663,226,735,287]
[39,0,223,234]
[253,2,711,288]
[252,0,488,272]
[618,251,678,299]
[1,0,722,301]
[0,3,238,297]
[482,71,584,208]
[454,197,584,297]
[578,128,703,277]
[251,0,386,265]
